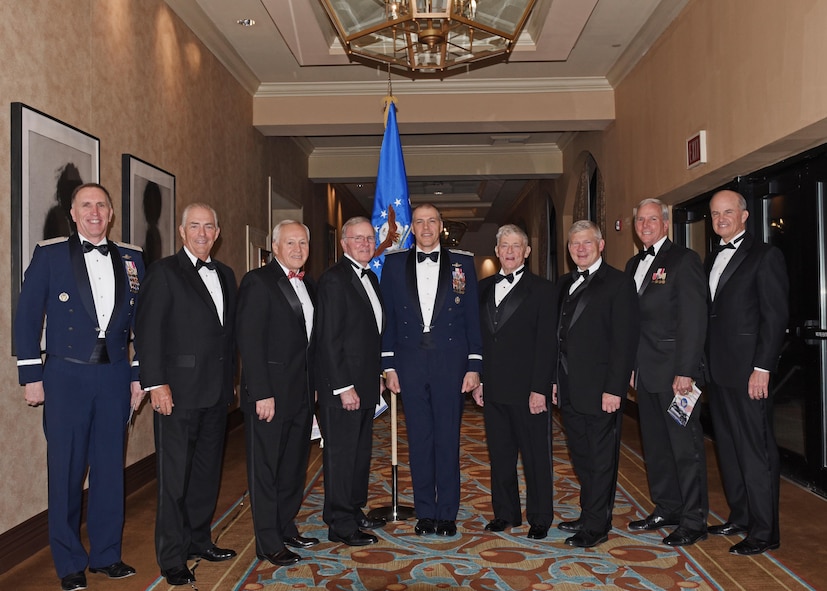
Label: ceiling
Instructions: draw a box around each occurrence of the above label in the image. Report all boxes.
[165,0,687,233]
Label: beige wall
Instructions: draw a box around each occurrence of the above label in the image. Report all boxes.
[0,0,289,533]
[557,0,827,271]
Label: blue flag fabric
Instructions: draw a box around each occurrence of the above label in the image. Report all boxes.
[371,101,413,280]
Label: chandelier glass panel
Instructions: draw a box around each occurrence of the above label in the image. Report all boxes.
[319,0,537,74]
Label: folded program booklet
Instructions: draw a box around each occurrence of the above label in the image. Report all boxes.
[667,382,702,427]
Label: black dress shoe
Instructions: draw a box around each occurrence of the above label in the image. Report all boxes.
[257,548,301,566]
[415,518,436,535]
[663,527,708,546]
[284,535,320,548]
[161,565,196,586]
[628,514,680,531]
[89,561,136,578]
[565,530,609,548]
[60,572,87,591]
[527,524,549,540]
[328,529,378,546]
[708,522,748,536]
[358,515,387,529]
[557,519,584,533]
[187,545,237,562]
[436,520,458,536]
[484,518,512,532]
[729,537,780,556]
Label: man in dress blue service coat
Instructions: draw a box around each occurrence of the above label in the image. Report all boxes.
[136,203,238,586]
[381,203,483,537]
[15,183,144,591]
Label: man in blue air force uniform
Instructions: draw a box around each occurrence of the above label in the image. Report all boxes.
[15,183,145,591]
[380,203,482,537]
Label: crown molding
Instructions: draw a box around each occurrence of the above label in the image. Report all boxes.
[256,77,612,98]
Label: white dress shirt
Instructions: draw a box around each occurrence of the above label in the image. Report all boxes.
[415,246,441,332]
[276,260,313,340]
[634,235,668,291]
[79,232,115,338]
[184,246,224,325]
[494,265,525,306]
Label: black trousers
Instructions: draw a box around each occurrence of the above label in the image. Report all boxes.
[483,400,553,527]
[637,385,708,530]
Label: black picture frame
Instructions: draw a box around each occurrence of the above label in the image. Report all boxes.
[122,154,176,268]
[10,102,100,351]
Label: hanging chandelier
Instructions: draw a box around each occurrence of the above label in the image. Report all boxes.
[318,0,537,75]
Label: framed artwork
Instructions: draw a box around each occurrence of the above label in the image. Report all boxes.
[246,225,271,272]
[10,102,100,351]
[122,154,176,268]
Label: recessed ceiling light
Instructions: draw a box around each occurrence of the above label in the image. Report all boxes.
[237,18,256,27]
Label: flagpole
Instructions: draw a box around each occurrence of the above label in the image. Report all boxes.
[369,67,414,522]
[368,389,415,522]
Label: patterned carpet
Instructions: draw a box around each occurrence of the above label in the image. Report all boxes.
[162,400,817,591]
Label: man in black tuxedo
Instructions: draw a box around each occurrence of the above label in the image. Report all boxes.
[16,183,143,591]
[705,190,789,556]
[624,199,708,546]
[136,203,238,586]
[473,224,556,540]
[316,216,386,546]
[236,220,319,567]
[554,220,639,548]
[381,203,483,537]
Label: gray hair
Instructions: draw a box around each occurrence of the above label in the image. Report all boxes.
[272,219,310,243]
[634,198,669,222]
[495,224,528,245]
[568,220,602,241]
[342,216,372,237]
[181,203,219,227]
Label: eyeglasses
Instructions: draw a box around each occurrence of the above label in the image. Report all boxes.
[344,235,373,244]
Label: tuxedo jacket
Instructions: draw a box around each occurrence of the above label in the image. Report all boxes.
[315,258,384,409]
[236,260,315,419]
[624,239,707,393]
[135,248,236,409]
[380,248,483,374]
[478,270,557,404]
[15,234,144,383]
[704,233,789,388]
[556,261,640,415]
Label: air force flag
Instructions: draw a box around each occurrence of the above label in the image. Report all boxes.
[371,101,412,280]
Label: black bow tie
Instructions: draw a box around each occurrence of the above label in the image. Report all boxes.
[417,251,439,263]
[638,245,656,261]
[82,240,109,256]
[494,268,524,284]
[572,269,590,281]
[196,259,216,271]
[713,234,744,254]
[351,261,371,278]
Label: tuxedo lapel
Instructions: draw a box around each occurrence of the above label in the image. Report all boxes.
[69,234,98,325]
[495,273,530,331]
[638,239,673,295]
[271,262,306,335]
[569,265,602,329]
[431,250,451,323]
[404,250,425,328]
[714,233,752,299]
[108,242,127,324]
[176,249,220,324]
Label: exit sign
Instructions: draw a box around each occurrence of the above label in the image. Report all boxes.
[687,130,707,169]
